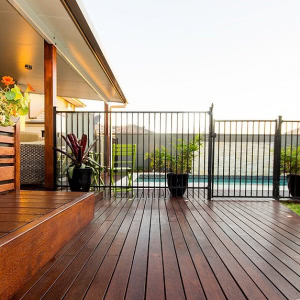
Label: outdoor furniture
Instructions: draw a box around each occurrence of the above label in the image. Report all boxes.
[110,144,136,193]
[89,151,105,187]
[21,144,45,185]
[20,131,44,185]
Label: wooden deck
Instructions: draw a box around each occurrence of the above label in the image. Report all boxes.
[0,191,90,238]
[13,192,300,300]
[0,191,95,299]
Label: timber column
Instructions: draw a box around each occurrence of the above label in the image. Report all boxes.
[44,41,57,189]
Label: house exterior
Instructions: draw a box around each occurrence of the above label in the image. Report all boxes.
[24,95,85,139]
[0,0,127,188]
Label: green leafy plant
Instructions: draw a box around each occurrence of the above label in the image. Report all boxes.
[145,135,203,174]
[280,146,300,175]
[0,76,33,126]
[55,133,103,178]
[145,146,173,172]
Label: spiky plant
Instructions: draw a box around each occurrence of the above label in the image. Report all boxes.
[55,133,102,178]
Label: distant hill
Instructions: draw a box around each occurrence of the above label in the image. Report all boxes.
[95,124,153,135]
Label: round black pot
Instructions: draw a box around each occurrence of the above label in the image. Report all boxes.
[287,174,300,197]
[68,167,92,192]
[167,173,189,197]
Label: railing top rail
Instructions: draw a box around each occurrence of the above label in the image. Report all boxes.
[215,119,277,122]
[281,120,300,123]
[56,110,211,114]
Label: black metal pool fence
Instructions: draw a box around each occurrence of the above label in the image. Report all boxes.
[55,106,300,199]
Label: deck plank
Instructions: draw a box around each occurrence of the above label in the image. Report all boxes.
[188,197,288,299]
[0,191,94,300]
[12,193,300,300]
[22,198,127,300]
[82,196,143,299]
[171,199,226,300]
[125,197,152,300]
[159,196,185,300]
[104,198,146,300]
[66,197,140,299]
[203,200,300,298]
[145,198,165,300]
[42,198,133,299]
[14,196,114,300]
[165,197,206,300]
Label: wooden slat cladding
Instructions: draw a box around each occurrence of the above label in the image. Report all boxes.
[14,122,20,190]
[0,183,15,193]
[0,126,14,133]
[0,158,14,164]
[0,146,14,155]
[0,135,14,144]
[0,166,14,181]
[0,123,19,192]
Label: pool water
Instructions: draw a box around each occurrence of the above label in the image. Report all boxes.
[135,174,287,186]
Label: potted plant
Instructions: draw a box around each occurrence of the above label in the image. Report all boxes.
[0,76,33,126]
[145,135,202,196]
[281,146,300,197]
[55,133,101,192]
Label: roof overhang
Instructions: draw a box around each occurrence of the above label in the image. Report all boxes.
[1,0,127,103]
[62,97,86,108]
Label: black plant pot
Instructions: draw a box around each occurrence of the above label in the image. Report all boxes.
[287,175,300,197]
[68,167,92,192]
[167,173,189,197]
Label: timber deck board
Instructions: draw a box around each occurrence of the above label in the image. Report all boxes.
[13,191,300,300]
[0,191,85,234]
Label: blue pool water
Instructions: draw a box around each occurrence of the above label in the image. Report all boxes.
[135,175,287,186]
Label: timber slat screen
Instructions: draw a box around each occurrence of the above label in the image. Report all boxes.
[0,123,20,193]
[55,110,300,200]
[55,111,211,198]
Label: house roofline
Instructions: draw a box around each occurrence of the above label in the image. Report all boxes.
[60,0,128,104]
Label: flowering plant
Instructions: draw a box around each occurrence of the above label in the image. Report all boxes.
[0,76,34,126]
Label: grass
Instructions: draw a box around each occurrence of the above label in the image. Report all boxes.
[282,202,300,216]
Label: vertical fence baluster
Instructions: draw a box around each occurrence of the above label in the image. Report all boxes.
[273,116,282,199]
[207,105,214,200]
[239,122,243,197]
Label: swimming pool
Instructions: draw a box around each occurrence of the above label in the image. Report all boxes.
[134,174,286,186]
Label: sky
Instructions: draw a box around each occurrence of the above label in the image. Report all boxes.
[81,0,300,120]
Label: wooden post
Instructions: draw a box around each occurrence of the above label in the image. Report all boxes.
[44,41,57,190]
[14,121,20,190]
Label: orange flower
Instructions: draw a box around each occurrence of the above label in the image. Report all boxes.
[1,76,15,86]
[26,83,35,92]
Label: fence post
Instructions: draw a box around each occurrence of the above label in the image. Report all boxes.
[53,106,57,190]
[207,104,214,200]
[273,115,282,200]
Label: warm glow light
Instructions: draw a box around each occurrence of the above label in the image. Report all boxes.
[20,116,26,131]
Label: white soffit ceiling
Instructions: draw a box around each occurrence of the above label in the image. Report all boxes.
[2,0,124,103]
